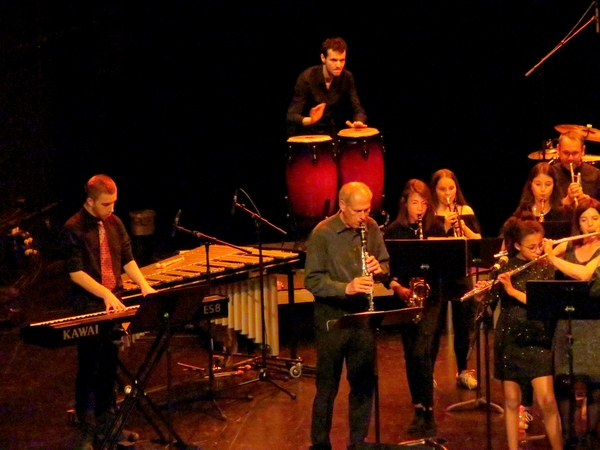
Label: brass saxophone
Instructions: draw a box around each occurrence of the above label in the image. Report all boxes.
[359,224,375,311]
[407,277,429,323]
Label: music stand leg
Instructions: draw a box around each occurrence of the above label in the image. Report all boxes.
[445,318,503,414]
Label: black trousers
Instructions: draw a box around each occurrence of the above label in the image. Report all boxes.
[432,297,477,374]
[75,336,119,422]
[399,301,442,407]
[311,302,376,449]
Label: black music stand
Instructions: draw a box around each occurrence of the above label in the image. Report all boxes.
[100,284,211,450]
[467,238,504,270]
[330,307,424,446]
[527,279,596,448]
[445,238,504,431]
[384,238,469,282]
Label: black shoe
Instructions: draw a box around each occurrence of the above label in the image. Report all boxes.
[96,428,140,444]
[95,409,140,444]
[406,407,425,434]
[421,408,437,438]
[73,421,95,450]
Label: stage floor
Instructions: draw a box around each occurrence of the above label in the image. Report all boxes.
[0,314,564,450]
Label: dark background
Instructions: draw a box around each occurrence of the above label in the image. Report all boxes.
[2,0,600,254]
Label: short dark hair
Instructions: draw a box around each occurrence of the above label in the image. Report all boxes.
[85,174,116,200]
[321,37,347,58]
[558,131,585,147]
[501,215,544,257]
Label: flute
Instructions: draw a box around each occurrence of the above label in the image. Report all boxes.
[493,231,600,259]
[463,231,600,300]
[460,255,547,301]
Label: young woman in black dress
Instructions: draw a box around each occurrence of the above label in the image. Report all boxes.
[384,179,445,437]
[430,168,481,390]
[477,216,562,450]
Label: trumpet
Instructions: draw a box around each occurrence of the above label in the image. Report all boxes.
[359,224,375,311]
[532,197,546,222]
[570,162,582,207]
[447,197,464,237]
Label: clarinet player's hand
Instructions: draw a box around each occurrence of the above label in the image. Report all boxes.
[346,276,374,295]
[365,255,381,274]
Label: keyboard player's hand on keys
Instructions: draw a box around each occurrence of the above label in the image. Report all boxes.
[103,292,126,313]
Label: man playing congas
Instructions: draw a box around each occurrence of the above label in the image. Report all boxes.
[286,37,367,138]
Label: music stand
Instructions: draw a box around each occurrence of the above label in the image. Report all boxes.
[445,238,504,428]
[385,238,469,381]
[384,239,469,281]
[100,283,210,450]
[330,307,423,446]
[467,238,504,270]
[527,279,596,447]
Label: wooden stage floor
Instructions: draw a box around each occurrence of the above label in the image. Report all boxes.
[0,306,566,450]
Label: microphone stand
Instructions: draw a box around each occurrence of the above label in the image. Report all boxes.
[231,192,296,400]
[525,1,597,77]
[172,219,254,420]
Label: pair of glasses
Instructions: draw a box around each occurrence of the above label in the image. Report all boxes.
[523,243,544,252]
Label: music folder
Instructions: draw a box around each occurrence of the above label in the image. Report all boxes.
[385,238,469,280]
[467,237,504,269]
[329,307,423,331]
[526,280,598,321]
[129,283,227,333]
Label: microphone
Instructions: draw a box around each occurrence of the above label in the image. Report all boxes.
[491,255,509,272]
[171,209,181,237]
[596,1,599,34]
[231,189,238,215]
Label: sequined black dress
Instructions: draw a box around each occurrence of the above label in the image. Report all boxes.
[554,244,600,379]
[491,256,556,382]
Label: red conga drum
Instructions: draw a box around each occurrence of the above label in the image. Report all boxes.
[286,135,337,218]
[337,127,385,213]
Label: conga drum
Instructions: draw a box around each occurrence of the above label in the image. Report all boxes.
[337,127,385,213]
[286,135,337,218]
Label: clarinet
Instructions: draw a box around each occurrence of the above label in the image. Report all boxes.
[417,214,424,240]
[359,224,375,311]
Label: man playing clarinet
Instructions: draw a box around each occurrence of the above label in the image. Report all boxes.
[304,181,389,449]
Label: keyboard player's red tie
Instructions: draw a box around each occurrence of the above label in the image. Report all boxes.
[98,221,117,291]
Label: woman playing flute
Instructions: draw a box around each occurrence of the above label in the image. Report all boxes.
[476,215,562,450]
